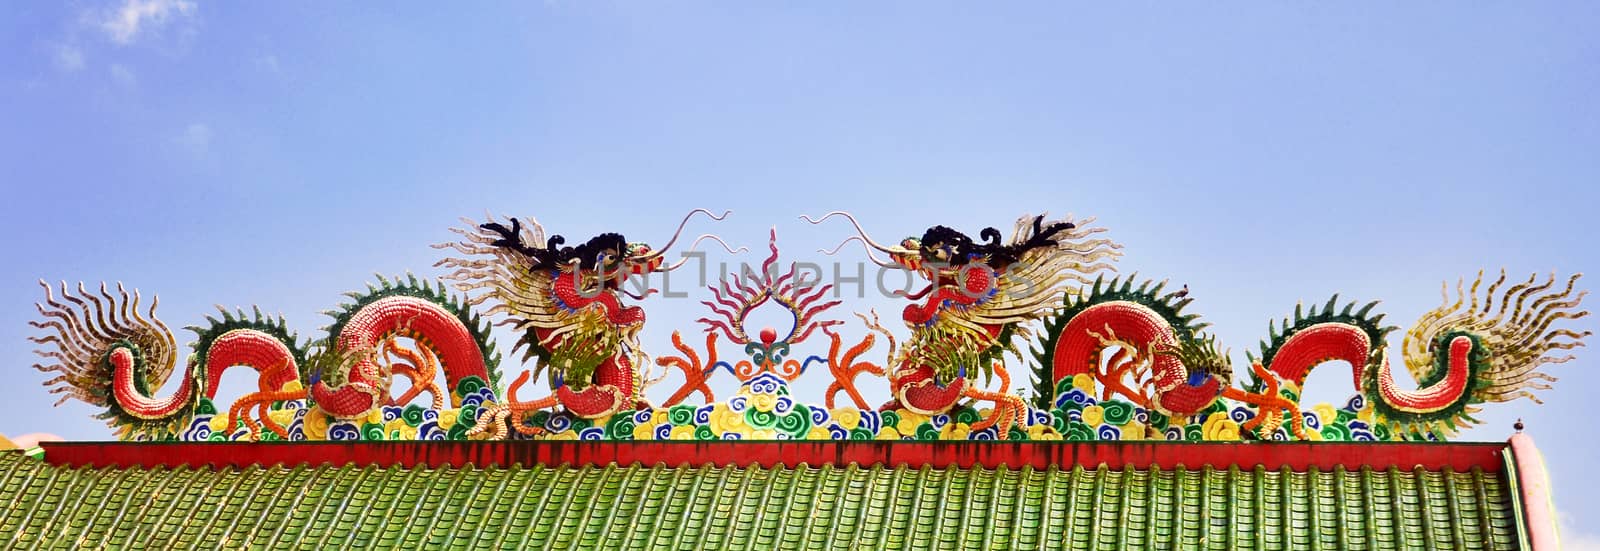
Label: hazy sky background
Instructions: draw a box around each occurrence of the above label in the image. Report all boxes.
[3,1,1598,539]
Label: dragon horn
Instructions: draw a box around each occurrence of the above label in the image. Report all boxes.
[819,236,899,268]
[799,211,909,254]
[660,234,749,271]
[633,208,733,261]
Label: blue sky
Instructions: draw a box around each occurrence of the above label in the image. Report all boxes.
[3,0,1598,536]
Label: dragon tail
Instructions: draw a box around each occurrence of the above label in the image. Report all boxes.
[30,279,318,441]
[1378,270,1590,437]
[30,280,186,439]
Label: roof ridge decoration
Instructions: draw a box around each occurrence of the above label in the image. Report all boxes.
[28,210,1590,442]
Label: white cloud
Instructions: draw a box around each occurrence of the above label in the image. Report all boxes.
[175,122,211,155]
[1571,535,1600,551]
[54,44,85,72]
[99,0,197,45]
[109,64,136,87]
[44,1,201,81]
[1561,511,1600,551]
[255,54,281,75]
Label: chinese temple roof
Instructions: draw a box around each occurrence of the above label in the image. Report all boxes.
[0,438,1555,550]
[11,212,1581,549]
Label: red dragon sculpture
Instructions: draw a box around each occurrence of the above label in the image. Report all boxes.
[30,276,500,440]
[435,209,739,433]
[808,211,1122,434]
[1033,270,1591,439]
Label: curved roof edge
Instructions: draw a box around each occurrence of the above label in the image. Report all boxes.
[1506,434,1558,551]
[41,439,1510,472]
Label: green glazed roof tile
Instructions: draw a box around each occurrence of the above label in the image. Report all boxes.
[0,453,1519,550]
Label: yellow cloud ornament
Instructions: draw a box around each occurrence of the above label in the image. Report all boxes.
[1312,403,1338,426]
[1121,421,1145,441]
[1081,405,1105,427]
[1027,424,1060,440]
[301,408,329,440]
[896,417,921,435]
[948,424,971,440]
[1071,374,1097,394]
[267,409,297,429]
[385,418,418,440]
[1202,412,1241,441]
[831,408,862,431]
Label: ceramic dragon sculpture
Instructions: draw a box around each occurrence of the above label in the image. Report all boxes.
[434,209,738,434]
[24,208,1590,443]
[29,276,500,440]
[1034,270,1591,440]
[809,211,1122,434]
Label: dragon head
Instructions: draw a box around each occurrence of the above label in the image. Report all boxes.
[476,209,738,287]
[809,211,1077,279]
